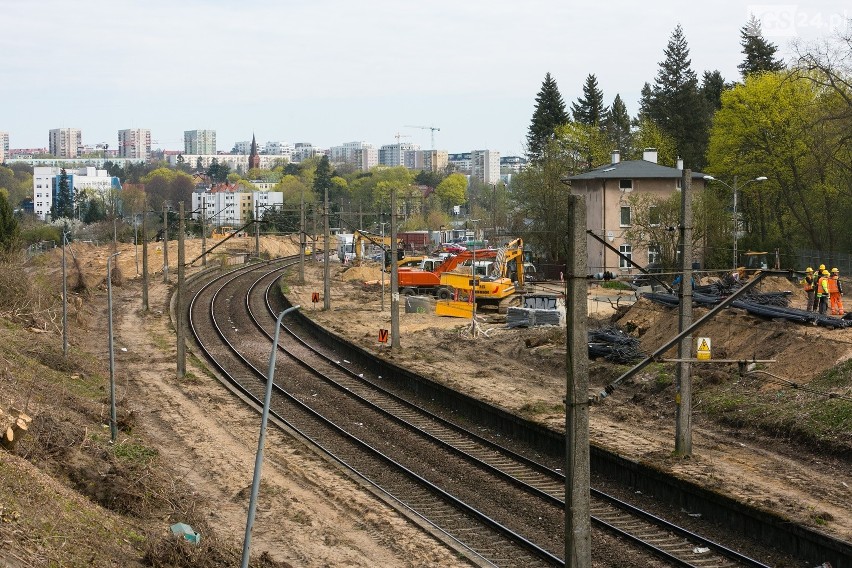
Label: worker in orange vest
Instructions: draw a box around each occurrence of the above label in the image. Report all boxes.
[829,267,844,315]
[801,267,815,311]
[817,269,831,315]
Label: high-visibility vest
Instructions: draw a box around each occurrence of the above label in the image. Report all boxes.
[818,276,831,295]
[801,276,814,291]
[828,277,840,294]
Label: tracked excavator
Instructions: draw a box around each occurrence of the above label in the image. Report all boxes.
[397,238,526,313]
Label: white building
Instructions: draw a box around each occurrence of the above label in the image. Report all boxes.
[191,187,284,228]
[49,128,82,158]
[292,143,317,163]
[0,131,9,162]
[264,141,293,158]
[329,141,378,171]
[379,142,418,167]
[32,166,121,221]
[471,149,500,185]
[184,130,216,155]
[232,140,261,155]
[118,128,151,160]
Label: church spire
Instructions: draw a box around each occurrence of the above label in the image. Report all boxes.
[249,132,260,170]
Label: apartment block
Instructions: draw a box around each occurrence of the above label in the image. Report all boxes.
[471,149,500,185]
[0,131,8,162]
[49,128,82,158]
[184,130,216,155]
[118,128,151,160]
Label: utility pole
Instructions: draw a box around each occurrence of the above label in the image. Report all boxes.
[323,186,331,310]
[107,251,120,443]
[162,204,169,283]
[201,194,207,267]
[177,202,186,379]
[565,194,591,566]
[142,211,149,311]
[299,185,305,283]
[390,186,400,348]
[255,201,260,258]
[675,169,694,456]
[62,228,68,357]
[312,205,318,263]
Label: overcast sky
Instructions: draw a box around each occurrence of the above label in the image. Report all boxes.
[1,0,847,157]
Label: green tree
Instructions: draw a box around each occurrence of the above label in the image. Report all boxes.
[434,173,467,209]
[701,70,728,111]
[526,72,569,162]
[0,165,32,208]
[313,155,333,201]
[0,190,20,252]
[510,137,573,261]
[604,94,632,156]
[555,122,611,172]
[648,24,710,169]
[629,119,678,165]
[53,169,74,220]
[707,71,844,252]
[738,15,784,78]
[571,74,606,126]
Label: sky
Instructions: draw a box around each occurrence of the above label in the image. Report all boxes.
[1,0,848,157]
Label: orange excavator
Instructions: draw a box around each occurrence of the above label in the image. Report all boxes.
[398,238,525,312]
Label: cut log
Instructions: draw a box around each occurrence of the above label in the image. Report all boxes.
[1,426,14,450]
[15,419,28,432]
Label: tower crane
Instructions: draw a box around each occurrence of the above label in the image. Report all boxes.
[404,125,440,150]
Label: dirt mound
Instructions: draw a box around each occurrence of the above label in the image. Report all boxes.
[339,265,384,282]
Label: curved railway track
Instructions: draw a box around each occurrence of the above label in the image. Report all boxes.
[185,257,773,568]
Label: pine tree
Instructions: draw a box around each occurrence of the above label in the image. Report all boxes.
[636,82,653,122]
[313,155,333,200]
[571,74,607,126]
[54,168,74,220]
[525,72,569,162]
[738,15,784,77]
[604,94,632,157]
[0,190,19,252]
[701,70,727,111]
[648,24,710,168]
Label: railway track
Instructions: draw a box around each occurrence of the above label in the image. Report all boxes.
[185,258,774,567]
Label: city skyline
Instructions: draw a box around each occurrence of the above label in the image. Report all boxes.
[2,0,847,158]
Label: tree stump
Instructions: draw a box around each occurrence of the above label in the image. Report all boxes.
[1,408,32,451]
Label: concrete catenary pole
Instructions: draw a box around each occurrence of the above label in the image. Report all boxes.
[299,185,305,283]
[201,194,207,267]
[675,169,694,456]
[177,202,186,379]
[565,194,591,566]
[162,204,169,284]
[107,251,120,443]
[142,211,149,311]
[62,229,68,357]
[390,186,400,348]
[323,186,331,310]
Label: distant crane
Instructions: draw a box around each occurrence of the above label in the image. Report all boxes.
[404,125,440,150]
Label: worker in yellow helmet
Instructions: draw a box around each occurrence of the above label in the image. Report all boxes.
[813,264,827,310]
[817,269,831,315]
[801,267,815,311]
[829,267,844,315]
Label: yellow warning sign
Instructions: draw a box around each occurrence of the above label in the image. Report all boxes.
[696,337,711,360]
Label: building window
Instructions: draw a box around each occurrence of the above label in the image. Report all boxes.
[620,206,631,227]
[619,244,632,268]
[676,178,682,190]
[619,179,633,191]
[649,206,660,227]
[648,243,661,265]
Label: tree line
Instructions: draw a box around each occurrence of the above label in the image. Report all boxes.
[518,17,852,266]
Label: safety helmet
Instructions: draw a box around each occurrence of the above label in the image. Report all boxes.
[831,267,839,273]
[806,267,813,272]
[819,264,826,270]
[822,269,830,276]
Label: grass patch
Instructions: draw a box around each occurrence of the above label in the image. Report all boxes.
[601,280,632,291]
[518,400,564,418]
[113,442,158,464]
[701,364,852,454]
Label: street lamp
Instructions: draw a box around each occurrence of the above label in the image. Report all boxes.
[241,305,301,568]
[703,175,767,269]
